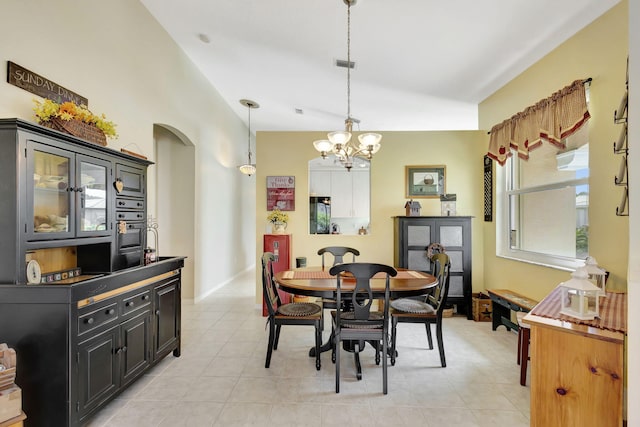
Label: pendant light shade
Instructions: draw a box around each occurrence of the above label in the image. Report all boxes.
[238,99,258,176]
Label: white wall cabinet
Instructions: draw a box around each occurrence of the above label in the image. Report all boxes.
[330,170,369,218]
[309,170,331,197]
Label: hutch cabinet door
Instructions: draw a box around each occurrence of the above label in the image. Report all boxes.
[26,140,76,240]
[77,326,120,420]
[120,312,152,387]
[76,154,111,238]
[153,278,181,359]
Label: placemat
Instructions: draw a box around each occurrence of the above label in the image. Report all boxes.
[282,270,428,280]
[529,287,627,333]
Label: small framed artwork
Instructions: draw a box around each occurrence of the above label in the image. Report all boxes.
[405,165,446,198]
[266,176,295,211]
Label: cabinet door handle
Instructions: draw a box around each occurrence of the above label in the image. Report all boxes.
[85,318,94,325]
[155,310,160,315]
[137,202,143,207]
[118,201,125,206]
[126,301,134,307]
[142,295,149,301]
[137,214,143,219]
[107,308,115,315]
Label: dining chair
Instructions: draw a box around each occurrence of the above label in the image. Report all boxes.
[318,246,360,269]
[317,246,360,340]
[330,262,397,394]
[262,252,323,370]
[390,253,451,367]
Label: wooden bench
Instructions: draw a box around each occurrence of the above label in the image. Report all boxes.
[487,289,538,331]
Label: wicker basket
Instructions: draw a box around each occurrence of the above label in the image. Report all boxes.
[42,117,107,146]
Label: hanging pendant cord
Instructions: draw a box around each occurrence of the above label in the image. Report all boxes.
[247,104,252,163]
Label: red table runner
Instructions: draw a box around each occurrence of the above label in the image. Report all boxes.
[529,286,627,333]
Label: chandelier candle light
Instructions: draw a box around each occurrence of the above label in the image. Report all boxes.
[238,99,258,176]
[313,0,382,171]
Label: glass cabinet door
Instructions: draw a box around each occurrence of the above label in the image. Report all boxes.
[77,155,110,237]
[27,142,74,240]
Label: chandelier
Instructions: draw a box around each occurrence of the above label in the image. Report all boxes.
[313,0,382,171]
[238,99,258,176]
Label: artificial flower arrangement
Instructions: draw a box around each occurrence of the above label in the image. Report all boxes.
[33,98,118,139]
[267,208,289,224]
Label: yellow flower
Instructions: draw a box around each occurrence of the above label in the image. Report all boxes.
[33,98,118,139]
[267,209,289,224]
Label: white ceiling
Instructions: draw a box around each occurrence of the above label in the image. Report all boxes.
[140,0,619,133]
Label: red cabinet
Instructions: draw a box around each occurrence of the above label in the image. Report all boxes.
[263,234,292,316]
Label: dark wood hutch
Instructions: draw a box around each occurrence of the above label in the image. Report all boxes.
[0,119,184,426]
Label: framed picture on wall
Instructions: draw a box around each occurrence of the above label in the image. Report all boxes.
[405,165,446,198]
[267,176,295,211]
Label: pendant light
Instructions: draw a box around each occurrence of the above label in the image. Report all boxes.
[238,99,258,176]
[312,0,382,171]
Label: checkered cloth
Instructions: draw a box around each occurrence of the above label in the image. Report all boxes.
[529,286,627,333]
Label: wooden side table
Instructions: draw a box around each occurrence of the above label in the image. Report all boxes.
[524,290,626,426]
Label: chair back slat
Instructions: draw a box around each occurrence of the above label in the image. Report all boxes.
[318,246,360,269]
[428,253,451,313]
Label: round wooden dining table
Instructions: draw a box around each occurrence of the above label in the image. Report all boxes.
[274,266,438,299]
[274,266,438,372]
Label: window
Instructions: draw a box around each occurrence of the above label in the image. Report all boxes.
[496,124,589,270]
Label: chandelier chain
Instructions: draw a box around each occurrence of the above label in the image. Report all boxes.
[346,1,351,120]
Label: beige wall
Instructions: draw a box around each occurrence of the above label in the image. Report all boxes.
[0,0,257,299]
[255,130,486,303]
[478,1,629,301]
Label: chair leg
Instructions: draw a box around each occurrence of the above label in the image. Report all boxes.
[425,323,434,350]
[517,327,522,365]
[274,324,282,350]
[382,332,388,395]
[335,334,341,393]
[390,317,397,366]
[315,321,321,371]
[520,327,530,386]
[265,320,275,368]
[354,342,362,381]
[331,325,337,363]
[436,319,446,367]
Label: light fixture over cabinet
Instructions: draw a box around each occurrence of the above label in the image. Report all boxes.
[238,99,258,176]
[312,0,382,171]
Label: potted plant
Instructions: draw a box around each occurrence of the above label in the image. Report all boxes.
[267,209,289,234]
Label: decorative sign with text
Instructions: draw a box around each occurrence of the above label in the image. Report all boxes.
[267,176,295,211]
[7,61,88,106]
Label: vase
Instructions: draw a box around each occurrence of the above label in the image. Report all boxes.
[272,222,287,234]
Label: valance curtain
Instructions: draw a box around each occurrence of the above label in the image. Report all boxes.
[487,79,591,165]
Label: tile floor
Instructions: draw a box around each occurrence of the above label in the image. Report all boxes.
[87,269,530,427]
